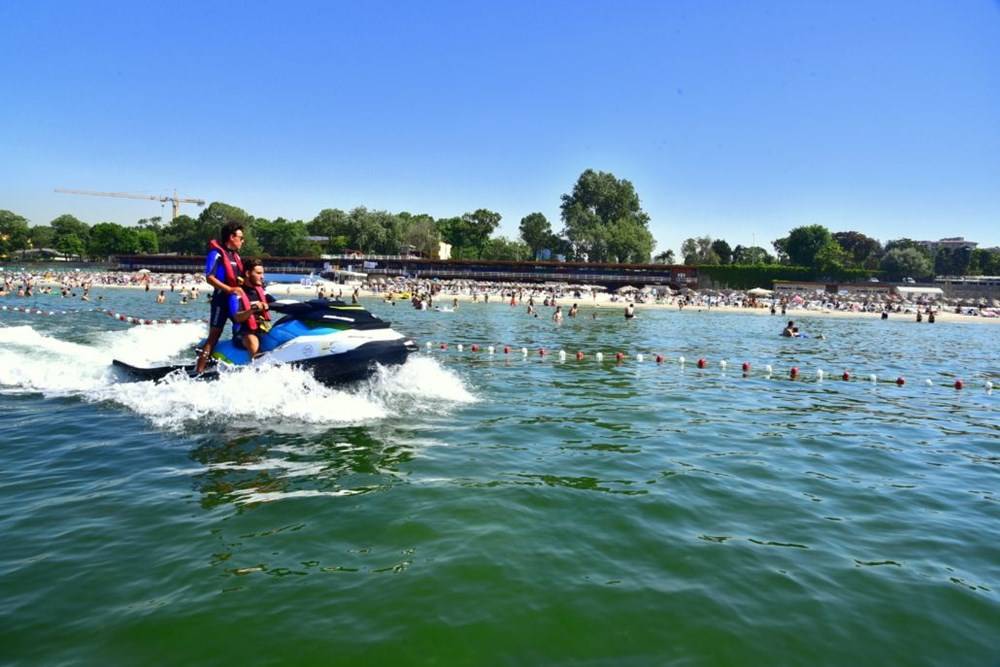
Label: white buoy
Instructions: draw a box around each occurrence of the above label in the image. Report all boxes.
[816,369,824,381]
[457,344,464,352]
[719,360,727,370]
[487,346,495,355]
[870,374,877,384]
[636,353,644,362]
[558,350,566,361]
[425,341,432,349]
[925,379,933,386]
[765,364,773,375]
[596,352,604,362]
[521,347,528,356]
[984,381,993,391]
[678,355,685,365]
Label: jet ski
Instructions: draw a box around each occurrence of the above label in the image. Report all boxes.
[112,298,418,385]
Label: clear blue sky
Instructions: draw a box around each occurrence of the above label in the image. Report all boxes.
[2,1,998,255]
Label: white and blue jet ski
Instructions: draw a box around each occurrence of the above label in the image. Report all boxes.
[113,298,418,385]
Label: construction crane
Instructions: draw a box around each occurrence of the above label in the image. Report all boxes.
[55,188,206,220]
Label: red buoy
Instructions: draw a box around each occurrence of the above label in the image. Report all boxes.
[503,346,510,354]
[896,377,905,386]
[576,351,585,361]
[697,358,707,368]
[539,348,546,356]
[440,343,448,350]
[842,371,850,381]
[655,354,664,364]
[471,344,479,352]
[790,366,799,379]
[741,362,750,373]
[954,379,963,390]
[615,352,624,362]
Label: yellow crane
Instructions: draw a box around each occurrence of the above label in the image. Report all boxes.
[55,188,206,220]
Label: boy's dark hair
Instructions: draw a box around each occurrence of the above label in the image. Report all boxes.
[219,221,244,243]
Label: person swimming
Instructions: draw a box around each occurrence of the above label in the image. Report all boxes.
[782,320,797,337]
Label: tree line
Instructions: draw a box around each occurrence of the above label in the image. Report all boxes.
[676,225,1000,281]
[0,170,656,265]
[2,168,996,280]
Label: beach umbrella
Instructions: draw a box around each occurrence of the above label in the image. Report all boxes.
[136,268,151,274]
[747,287,772,296]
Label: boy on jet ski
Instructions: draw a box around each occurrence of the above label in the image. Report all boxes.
[197,221,245,373]
[230,259,276,359]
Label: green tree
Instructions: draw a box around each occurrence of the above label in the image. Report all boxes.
[308,208,349,253]
[50,214,90,251]
[771,237,790,264]
[481,236,529,261]
[0,210,31,255]
[29,225,55,249]
[710,239,733,264]
[813,238,851,276]
[160,214,202,254]
[57,233,85,258]
[832,231,882,268]
[255,218,314,256]
[135,228,159,254]
[462,209,501,258]
[400,214,441,257]
[934,246,972,276]
[653,249,676,264]
[681,236,720,265]
[519,212,552,259]
[732,245,774,264]
[969,248,1000,276]
[880,247,933,281]
[560,169,655,263]
[87,222,140,259]
[784,225,833,267]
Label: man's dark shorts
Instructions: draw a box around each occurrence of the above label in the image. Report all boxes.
[209,290,230,329]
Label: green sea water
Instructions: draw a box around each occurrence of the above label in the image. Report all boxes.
[1,289,997,666]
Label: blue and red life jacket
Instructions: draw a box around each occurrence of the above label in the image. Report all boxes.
[207,239,244,288]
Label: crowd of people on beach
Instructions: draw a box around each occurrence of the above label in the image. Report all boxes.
[2,266,998,321]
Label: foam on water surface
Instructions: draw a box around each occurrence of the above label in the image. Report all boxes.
[0,324,474,430]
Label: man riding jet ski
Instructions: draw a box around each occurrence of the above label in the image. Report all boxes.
[113,297,418,385]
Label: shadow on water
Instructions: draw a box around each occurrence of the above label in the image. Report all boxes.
[189,427,415,511]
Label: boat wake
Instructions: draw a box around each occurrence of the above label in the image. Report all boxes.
[0,323,475,430]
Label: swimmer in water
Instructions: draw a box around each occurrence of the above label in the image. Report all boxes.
[781,320,797,337]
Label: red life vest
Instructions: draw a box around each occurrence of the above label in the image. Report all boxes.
[237,285,271,332]
[207,239,244,287]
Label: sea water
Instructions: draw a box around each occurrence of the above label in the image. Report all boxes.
[0,289,997,666]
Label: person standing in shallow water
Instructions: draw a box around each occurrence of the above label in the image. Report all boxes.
[196,221,245,374]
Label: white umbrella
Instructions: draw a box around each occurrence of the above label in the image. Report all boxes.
[747,287,772,296]
[136,268,151,274]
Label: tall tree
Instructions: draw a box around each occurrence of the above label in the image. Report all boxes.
[519,212,552,259]
[732,245,774,264]
[462,209,501,258]
[832,231,882,268]
[681,236,720,265]
[653,249,676,264]
[710,239,733,264]
[481,236,529,261]
[400,214,440,258]
[560,169,655,263]
[0,210,31,254]
[813,238,851,276]
[29,225,55,249]
[783,225,833,267]
[880,247,933,281]
[87,222,139,259]
[50,214,90,250]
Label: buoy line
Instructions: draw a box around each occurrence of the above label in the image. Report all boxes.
[1,304,207,326]
[418,341,995,392]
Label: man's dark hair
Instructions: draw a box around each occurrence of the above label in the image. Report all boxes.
[244,258,264,275]
[219,221,244,243]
